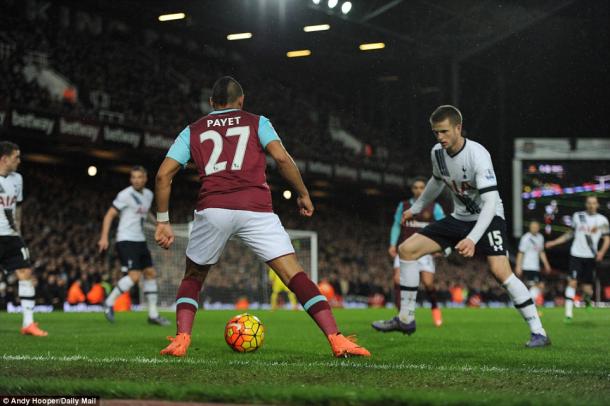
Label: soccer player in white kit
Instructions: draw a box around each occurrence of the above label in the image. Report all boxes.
[98,166,169,326]
[398,105,550,347]
[515,220,551,306]
[545,196,609,322]
[0,142,48,336]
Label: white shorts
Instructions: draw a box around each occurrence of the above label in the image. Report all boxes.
[393,254,436,273]
[186,208,295,265]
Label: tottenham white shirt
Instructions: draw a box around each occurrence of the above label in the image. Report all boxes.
[112,186,153,242]
[570,211,609,258]
[431,139,505,222]
[0,172,23,236]
[518,232,545,271]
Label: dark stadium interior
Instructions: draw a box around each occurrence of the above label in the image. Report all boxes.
[1,0,609,309]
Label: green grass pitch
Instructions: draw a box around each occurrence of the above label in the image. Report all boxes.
[1,307,609,405]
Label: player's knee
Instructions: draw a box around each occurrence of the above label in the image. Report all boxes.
[568,279,578,288]
[16,268,33,280]
[398,242,419,261]
[128,271,142,283]
[143,268,156,279]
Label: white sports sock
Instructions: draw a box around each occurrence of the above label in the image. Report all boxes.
[143,278,159,319]
[529,286,541,303]
[105,276,134,306]
[18,280,35,327]
[503,274,546,336]
[565,286,575,318]
[398,259,419,324]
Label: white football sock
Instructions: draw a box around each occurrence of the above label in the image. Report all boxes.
[565,286,575,318]
[143,278,159,319]
[398,259,419,324]
[19,280,35,327]
[105,275,134,306]
[503,274,545,336]
[529,286,541,303]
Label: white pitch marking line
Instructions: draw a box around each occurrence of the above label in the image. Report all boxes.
[3,354,607,378]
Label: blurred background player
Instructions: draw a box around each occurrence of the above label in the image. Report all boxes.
[154,76,370,358]
[97,166,170,326]
[515,220,551,308]
[397,105,549,348]
[545,196,609,322]
[268,268,298,310]
[373,177,445,332]
[0,141,47,336]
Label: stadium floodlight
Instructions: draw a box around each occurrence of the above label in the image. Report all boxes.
[303,24,331,32]
[312,0,321,4]
[287,49,312,58]
[341,2,352,14]
[359,42,386,51]
[328,0,338,9]
[283,190,292,200]
[158,13,186,22]
[87,166,97,177]
[227,32,253,41]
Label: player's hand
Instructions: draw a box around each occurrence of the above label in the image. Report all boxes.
[155,222,175,249]
[455,238,476,258]
[297,194,314,217]
[543,265,552,274]
[401,209,413,226]
[595,252,605,262]
[388,245,397,258]
[514,266,522,277]
[544,241,554,249]
[97,237,109,253]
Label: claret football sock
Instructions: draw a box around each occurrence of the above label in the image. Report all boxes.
[503,274,546,336]
[399,260,419,324]
[288,272,338,336]
[175,277,203,335]
[426,286,439,310]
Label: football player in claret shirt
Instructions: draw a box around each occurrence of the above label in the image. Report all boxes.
[372,177,445,333]
[397,105,550,348]
[154,76,370,357]
[545,196,609,322]
[0,141,47,336]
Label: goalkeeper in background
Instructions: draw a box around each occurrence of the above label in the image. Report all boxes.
[269,268,298,310]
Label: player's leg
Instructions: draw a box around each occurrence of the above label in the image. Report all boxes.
[268,254,369,357]
[564,257,580,322]
[160,257,210,357]
[104,268,141,323]
[392,255,401,310]
[580,259,595,311]
[582,283,594,310]
[237,210,369,357]
[420,263,442,327]
[142,267,169,325]
[16,267,47,336]
[161,208,234,356]
[486,256,549,347]
[270,286,280,310]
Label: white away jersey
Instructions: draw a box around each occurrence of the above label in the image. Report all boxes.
[0,172,23,236]
[570,211,609,258]
[518,232,545,271]
[431,139,505,222]
[112,186,153,242]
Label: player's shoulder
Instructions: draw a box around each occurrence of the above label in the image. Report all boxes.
[117,186,133,197]
[7,171,22,183]
[143,188,154,198]
[597,213,609,223]
[465,139,490,155]
[430,143,443,153]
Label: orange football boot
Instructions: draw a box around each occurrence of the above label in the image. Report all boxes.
[431,308,443,327]
[160,333,191,357]
[327,333,371,358]
[20,322,48,337]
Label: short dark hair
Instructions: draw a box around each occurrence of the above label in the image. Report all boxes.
[411,176,427,187]
[429,105,463,126]
[131,165,147,175]
[0,141,19,158]
[211,76,244,106]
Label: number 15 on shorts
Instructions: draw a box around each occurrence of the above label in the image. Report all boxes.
[487,230,504,252]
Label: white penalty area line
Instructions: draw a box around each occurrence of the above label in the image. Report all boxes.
[2,354,607,379]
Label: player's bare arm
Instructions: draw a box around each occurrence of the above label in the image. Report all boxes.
[544,231,572,249]
[15,204,22,234]
[266,140,314,217]
[98,206,119,252]
[514,251,524,276]
[540,251,552,272]
[154,157,181,249]
[596,235,610,262]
